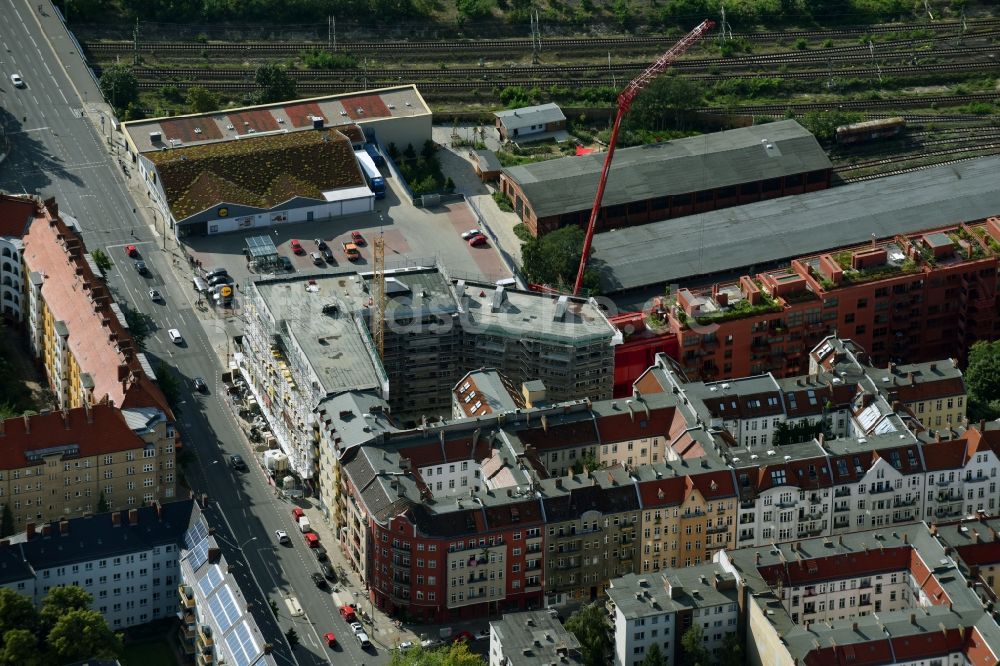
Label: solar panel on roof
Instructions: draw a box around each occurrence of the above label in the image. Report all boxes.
[197,564,224,596]
[184,519,209,549]
[224,620,262,666]
[208,585,241,633]
[187,539,210,571]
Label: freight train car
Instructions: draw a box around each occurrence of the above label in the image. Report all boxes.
[835,117,906,144]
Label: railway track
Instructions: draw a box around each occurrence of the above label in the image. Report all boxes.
[840,150,1000,182]
[82,19,1000,56]
[836,141,1000,172]
[117,59,998,84]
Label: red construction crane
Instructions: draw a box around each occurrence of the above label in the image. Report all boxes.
[572,19,716,296]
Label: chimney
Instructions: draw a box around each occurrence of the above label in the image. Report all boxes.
[852,622,858,632]
[910,614,917,625]
[127,509,138,526]
[22,414,29,434]
[112,512,121,527]
[59,519,69,536]
[62,409,71,430]
[154,502,163,521]
[42,524,52,538]
[25,522,35,540]
[84,401,94,424]
[208,547,222,564]
[974,529,982,543]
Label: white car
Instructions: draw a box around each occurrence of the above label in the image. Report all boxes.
[420,638,440,649]
[149,289,162,302]
[10,73,24,88]
[350,622,364,634]
[461,229,482,240]
[398,641,414,651]
[167,328,183,344]
[275,529,290,544]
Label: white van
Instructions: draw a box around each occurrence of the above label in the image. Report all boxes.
[298,516,311,533]
[167,329,183,344]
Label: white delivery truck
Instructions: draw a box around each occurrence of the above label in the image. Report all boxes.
[298,516,311,533]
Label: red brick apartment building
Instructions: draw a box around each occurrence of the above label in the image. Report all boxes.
[637,217,1000,383]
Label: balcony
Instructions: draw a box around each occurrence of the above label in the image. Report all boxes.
[776,499,796,509]
[706,524,728,534]
[833,518,850,529]
[893,497,917,508]
[197,625,214,649]
[834,503,850,513]
[937,491,962,503]
[966,475,990,484]
[739,532,755,542]
[196,650,215,666]
[798,526,824,538]
[178,585,196,609]
[835,488,851,498]
[869,484,894,495]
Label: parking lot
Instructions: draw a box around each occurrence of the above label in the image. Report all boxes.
[181,172,513,301]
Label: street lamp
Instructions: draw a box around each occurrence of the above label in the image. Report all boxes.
[140,205,168,250]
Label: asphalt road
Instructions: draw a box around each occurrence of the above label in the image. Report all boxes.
[0,3,389,664]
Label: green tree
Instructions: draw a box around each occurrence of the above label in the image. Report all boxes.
[0,504,13,538]
[389,642,485,666]
[155,361,181,408]
[455,0,494,21]
[41,586,93,630]
[0,628,40,666]
[46,608,123,662]
[186,86,222,114]
[966,340,1000,421]
[564,603,611,666]
[717,631,744,666]
[680,625,709,666]
[90,248,113,273]
[629,76,704,131]
[123,101,146,121]
[0,589,39,637]
[96,491,111,514]
[520,225,590,289]
[798,110,863,144]
[98,64,138,114]
[254,64,297,104]
[285,627,299,649]
[421,139,437,160]
[641,642,666,666]
[123,307,153,350]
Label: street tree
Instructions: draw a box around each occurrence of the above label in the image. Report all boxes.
[46,609,123,662]
[641,642,666,666]
[0,504,13,538]
[389,642,485,666]
[0,628,40,666]
[717,631,744,666]
[98,64,138,115]
[0,589,39,637]
[629,76,703,131]
[966,340,1000,421]
[254,64,297,104]
[186,86,222,114]
[123,307,154,350]
[41,586,93,630]
[285,627,299,649]
[680,625,709,666]
[564,603,612,666]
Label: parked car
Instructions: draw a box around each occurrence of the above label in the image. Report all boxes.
[291,239,305,255]
[460,229,481,240]
[311,252,325,266]
[351,231,366,246]
[193,377,208,393]
[10,73,24,88]
[205,267,228,280]
[126,244,139,257]
[339,606,357,622]
[279,256,293,271]
[398,641,414,651]
[208,274,233,288]
[304,532,320,548]
[320,561,336,580]
[356,631,371,649]
[275,529,290,545]
[323,632,337,648]
[468,234,488,247]
[292,507,305,520]
[229,454,247,471]
[420,639,440,649]
[350,623,364,634]
[311,572,328,589]
[321,248,335,264]
[314,544,329,562]
[148,289,162,302]
[315,239,329,251]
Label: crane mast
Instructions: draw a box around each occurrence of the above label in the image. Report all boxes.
[572,19,716,296]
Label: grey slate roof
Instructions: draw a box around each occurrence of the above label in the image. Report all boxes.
[503,120,830,219]
[494,103,566,132]
[594,155,1000,293]
[474,149,503,173]
[491,610,583,666]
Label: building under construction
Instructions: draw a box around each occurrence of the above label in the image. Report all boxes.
[236,265,619,479]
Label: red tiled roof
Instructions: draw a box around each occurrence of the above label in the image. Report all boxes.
[636,475,686,508]
[892,377,966,403]
[518,419,598,450]
[754,455,834,492]
[283,102,325,128]
[596,405,675,442]
[952,541,1000,567]
[872,443,925,475]
[397,435,493,470]
[0,194,35,237]
[891,628,966,663]
[159,116,223,143]
[921,439,969,472]
[804,640,893,666]
[703,391,784,420]
[633,369,667,395]
[966,626,1000,666]
[0,405,144,469]
[758,546,911,587]
[690,469,736,498]
[829,450,874,484]
[227,109,280,135]
[22,208,132,407]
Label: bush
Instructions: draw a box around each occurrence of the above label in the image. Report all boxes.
[494,191,515,212]
[300,49,358,70]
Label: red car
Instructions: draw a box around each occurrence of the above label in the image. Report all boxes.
[304,532,320,548]
[292,507,304,521]
[468,234,488,247]
[323,632,337,647]
[351,231,365,246]
[339,606,357,622]
[126,244,139,257]
[290,239,305,255]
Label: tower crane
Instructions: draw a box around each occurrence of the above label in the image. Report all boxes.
[572,19,716,296]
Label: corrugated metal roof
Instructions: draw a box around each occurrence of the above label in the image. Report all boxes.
[594,156,1000,294]
[494,103,566,131]
[503,120,830,219]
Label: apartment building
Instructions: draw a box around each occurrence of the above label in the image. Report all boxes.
[0,405,176,528]
[0,501,195,631]
[933,515,1000,603]
[607,563,740,666]
[239,267,619,481]
[489,610,583,666]
[0,194,33,320]
[178,508,277,666]
[659,218,1000,382]
[718,523,1000,666]
[539,466,640,606]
